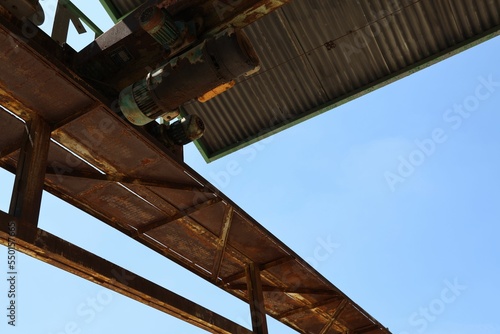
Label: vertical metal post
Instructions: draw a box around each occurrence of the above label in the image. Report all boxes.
[51,0,88,45]
[9,115,51,238]
[245,262,268,334]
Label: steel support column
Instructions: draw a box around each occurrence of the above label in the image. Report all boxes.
[245,262,268,334]
[9,115,51,239]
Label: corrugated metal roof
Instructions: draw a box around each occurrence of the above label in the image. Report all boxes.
[96,0,500,161]
[177,0,500,161]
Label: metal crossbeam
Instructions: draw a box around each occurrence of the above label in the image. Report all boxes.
[0,211,253,334]
[227,284,339,295]
[221,256,293,285]
[277,296,343,319]
[319,299,349,334]
[9,115,51,238]
[45,167,210,193]
[137,197,222,234]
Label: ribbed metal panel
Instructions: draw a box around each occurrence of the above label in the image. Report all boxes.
[179,0,500,160]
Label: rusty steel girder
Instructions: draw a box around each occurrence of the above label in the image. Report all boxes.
[0,2,392,334]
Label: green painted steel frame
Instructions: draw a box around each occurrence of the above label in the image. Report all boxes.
[98,0,122,23]
[59,0,104,36]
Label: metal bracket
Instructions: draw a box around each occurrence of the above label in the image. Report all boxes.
[51,0,103,45]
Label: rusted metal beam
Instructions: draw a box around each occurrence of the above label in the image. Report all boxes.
[137,196,222,234]
[259,255,294,270]
[45,166,210,193]
[0,107,23,158]
[211,205,233,282]
[227,284,339,295]
[0,2,393,333]
[221,255,293,285]
[245,262,268,334]
[41,185,215,281]
[51,102,102,130]
[9,115,51,239]
[319,299,349,334]
[277,296,342,319]
[0,6,109,128]
[0,144,19,160]
[0,0,43,24]
[44,182,235,282]
[0,211,253,334]
[0,85,35,123]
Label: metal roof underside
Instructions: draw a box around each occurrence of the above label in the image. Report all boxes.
[186,0,500,161]
[101,0,500,162]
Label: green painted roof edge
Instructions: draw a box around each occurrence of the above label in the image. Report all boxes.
[199,25,500,163]
[98,0,122,23]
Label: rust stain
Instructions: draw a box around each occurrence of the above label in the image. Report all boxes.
[197,80,235,102]
[51,130,119,174]
[0,85,33,121]
[141,157,154,166]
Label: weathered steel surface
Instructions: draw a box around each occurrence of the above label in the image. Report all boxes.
[0,0,44,24]
[0,212,253,334]
[9,114,51,236]
[246,263,269,334]
[0,108,24,158]
[0,5,99,124]
[0,4,391,334]
[211,205,233,282]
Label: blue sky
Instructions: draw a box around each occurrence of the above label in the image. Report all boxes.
[1,1,500,333]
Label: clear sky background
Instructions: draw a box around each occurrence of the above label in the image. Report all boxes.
[1,1,500,333]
